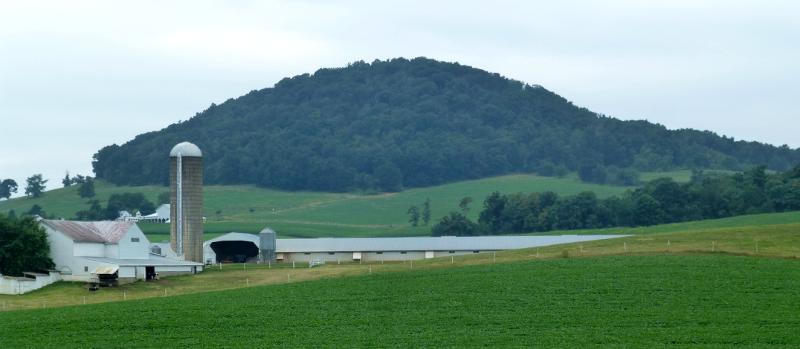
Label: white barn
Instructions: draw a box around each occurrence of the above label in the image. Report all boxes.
[41,219,203,283]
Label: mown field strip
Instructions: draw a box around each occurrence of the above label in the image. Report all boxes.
[1,255,799,347]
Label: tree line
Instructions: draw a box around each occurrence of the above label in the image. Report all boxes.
[91,57,799,192]
[431,164,800,236]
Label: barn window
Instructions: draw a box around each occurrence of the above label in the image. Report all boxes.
[304,253,311,255]
[473,251,479,253]
[131,238,139,242]
[328,252,335,255]
[400,251,407,254]
[376,252,383,254]
[84,266,88,272]
[449,251,455,254]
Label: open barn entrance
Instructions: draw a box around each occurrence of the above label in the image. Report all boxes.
[210,240,259,263]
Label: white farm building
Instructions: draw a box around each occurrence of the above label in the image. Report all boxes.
[41,219,203,283]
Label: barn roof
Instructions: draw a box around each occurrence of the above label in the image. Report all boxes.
[275,235,630,253]
[41,220,134,243]
[81,256,203,267]
[203,232,260,247]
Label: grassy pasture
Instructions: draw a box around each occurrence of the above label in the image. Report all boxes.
[1,253,799,347]
[138,210,800,241]
[0,172,646,225]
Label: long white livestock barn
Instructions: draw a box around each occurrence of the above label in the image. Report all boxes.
[201,232,630,264]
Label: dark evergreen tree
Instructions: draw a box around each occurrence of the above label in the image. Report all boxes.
[459,197,474,215]
[421,198,431,226]
[407,205,420,227]
[62,172,72,187]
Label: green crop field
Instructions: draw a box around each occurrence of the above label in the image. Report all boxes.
[1,254,799,347]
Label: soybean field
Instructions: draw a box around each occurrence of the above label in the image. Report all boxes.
[1,254,799,348]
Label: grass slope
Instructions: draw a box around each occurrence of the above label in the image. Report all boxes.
[0,174,634,236]
[1,254,799,347]
[2,171,791,240]
[138,210,800,242]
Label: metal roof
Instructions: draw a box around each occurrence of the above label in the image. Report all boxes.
[81,256,203,267]
[203,232,260,248]
[169,142,202,157]
[41,220,134,243]
[275,235,629,253]
[91,266,119,275]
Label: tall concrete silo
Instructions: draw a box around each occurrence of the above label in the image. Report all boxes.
[170,142,204,263]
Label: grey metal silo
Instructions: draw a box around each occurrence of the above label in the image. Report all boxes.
[259,228,277,263]
[170,142,204,263]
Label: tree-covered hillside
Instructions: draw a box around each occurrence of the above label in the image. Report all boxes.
[92,57,800,192]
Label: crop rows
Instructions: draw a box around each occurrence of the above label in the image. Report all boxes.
[2,255,799,347]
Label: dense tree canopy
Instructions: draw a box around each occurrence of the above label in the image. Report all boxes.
[0,213,55,276]
[0,179,18,200]
[92,58,800,192]
[436,164,800,236]
[24,174,47,198]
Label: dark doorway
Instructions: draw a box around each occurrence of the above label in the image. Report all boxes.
[145,266,155,281]
[210,241,259,263]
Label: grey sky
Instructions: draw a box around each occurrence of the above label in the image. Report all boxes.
[1,1,798,198]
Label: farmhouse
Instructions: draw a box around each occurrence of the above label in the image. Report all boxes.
[142,204,170,223]
[41,219,203,283]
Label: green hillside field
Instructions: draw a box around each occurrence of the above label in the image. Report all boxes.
[1,173,635,235]
[3,171,797,240]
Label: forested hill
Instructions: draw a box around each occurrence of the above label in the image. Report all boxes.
[92,57,800,192]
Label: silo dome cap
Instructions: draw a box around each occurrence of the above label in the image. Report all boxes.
[170,142,202,157]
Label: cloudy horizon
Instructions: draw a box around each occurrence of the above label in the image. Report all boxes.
[1,0,798,198]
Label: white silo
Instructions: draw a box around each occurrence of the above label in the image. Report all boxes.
[169,142,204,263]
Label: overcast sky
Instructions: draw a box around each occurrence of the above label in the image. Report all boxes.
[1,0,798,198]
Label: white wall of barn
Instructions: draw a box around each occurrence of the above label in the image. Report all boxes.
[104,243,119,258]
[74,242,105,257]
[118,226,150,259]
[45,228,76,274]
